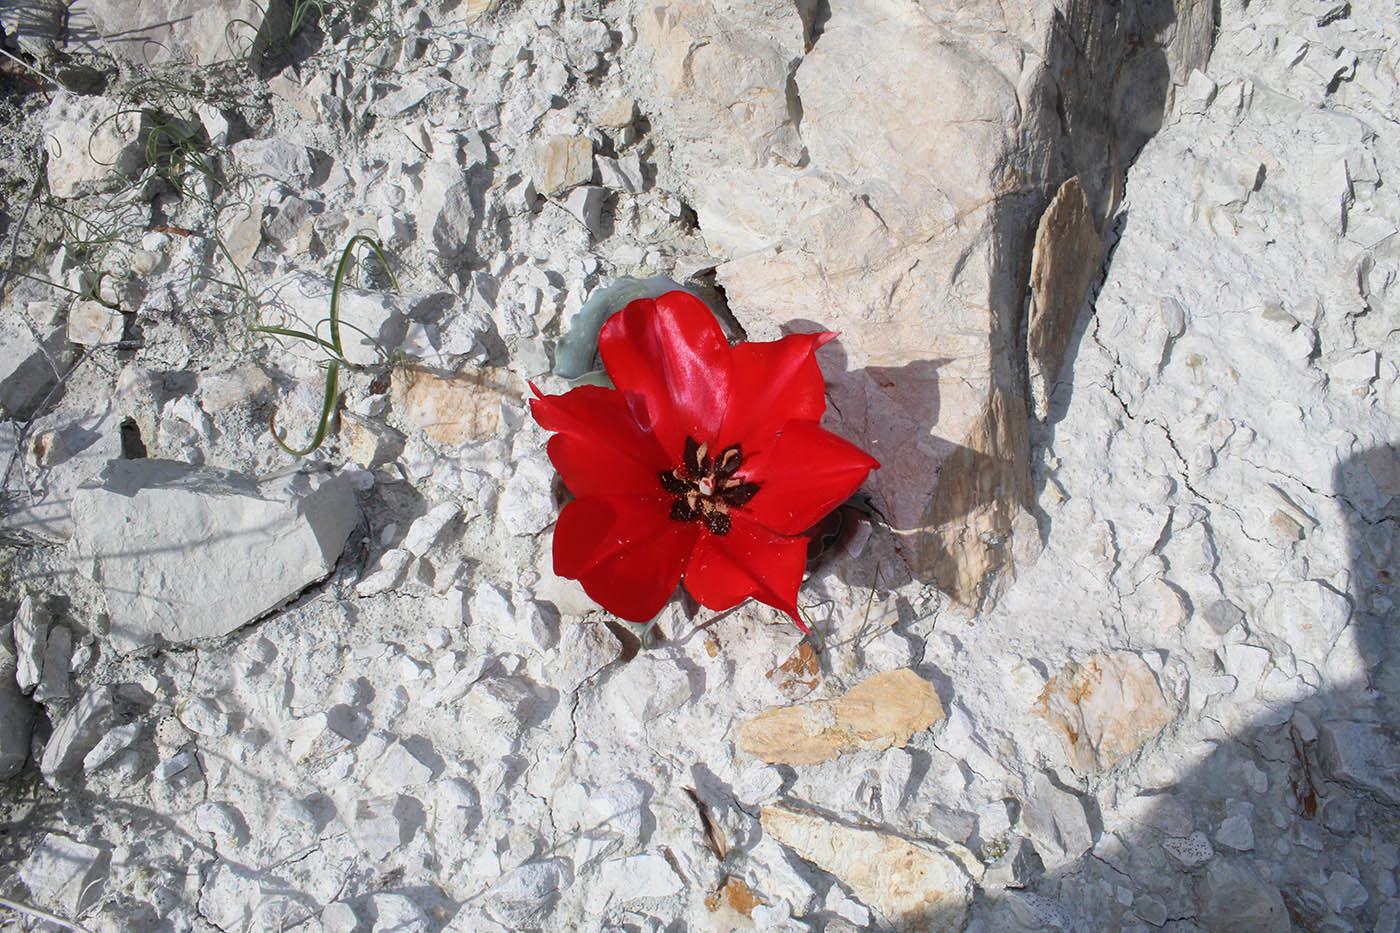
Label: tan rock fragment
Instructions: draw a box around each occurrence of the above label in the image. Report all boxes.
[740,668,944,765]
[390,365,522,445]
[1034,651,1171,773]
[761,805,981,931]
[339,412,405,468]
[535,135,595,195]
[198,362,275,413]
[765,640,821,701]
[1027,176,1104,420]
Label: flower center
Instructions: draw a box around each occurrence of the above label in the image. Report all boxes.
[658,436,760,536]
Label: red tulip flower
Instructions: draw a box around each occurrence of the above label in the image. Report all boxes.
[529,291,879,631]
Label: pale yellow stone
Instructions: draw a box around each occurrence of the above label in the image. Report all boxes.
[1034,651,1171,773]
[66,299,124,346]
[739,669,944,766]
[339,412,404,468]
[761,804,980,931]
[390,365,522,445]
[597,97,639,128]
[535,135,595,195]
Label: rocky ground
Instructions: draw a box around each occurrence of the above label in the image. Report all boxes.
[0,0,1396,930]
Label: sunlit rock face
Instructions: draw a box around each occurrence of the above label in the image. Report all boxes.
[631,0,1212,608]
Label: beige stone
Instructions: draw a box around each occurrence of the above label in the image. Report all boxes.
[597,97,638,129]
[535,135,595,195]
[66,300,124,346]
[761,804,981,931]
[637,0,1206,612]
[1034,651,1172,773]
[739,668,944,766]
[1028,176,1104,419]
[390,365,523,445]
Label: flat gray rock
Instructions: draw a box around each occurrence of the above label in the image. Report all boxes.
[70,460,357,653]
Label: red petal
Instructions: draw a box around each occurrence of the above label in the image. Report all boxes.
[739,420,880,535]
[598,291,732,458]
[717,331,834,450]
[553,495,700,622]
[530,385,672,497]
[683,513,809,629]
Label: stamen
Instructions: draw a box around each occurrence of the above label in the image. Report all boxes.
[659,471,691,495]
[719,482,760,507]
[715,444,742,478]
[670,499,697,522]
[683,437,704,478]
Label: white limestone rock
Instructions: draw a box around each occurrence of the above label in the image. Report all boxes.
[1020,773,1094,865]
[70,460,357,653]
[18,833,108,917]
[195,801,248,846]
[43,91,142,198]
[177,696,231,738]
[230,137,314,187]
[365,740,435,795]
[402,502,462,555]
[356,548,413,597]
[499,454,556,536]
[486,860,566,927]
[370,893,430,932]
[73,0,290,67]
[40,684,116,785]
[1317,719,1400,803]
[584,852,683,913]
[538,622,621,693]
[12,595,49,694]
[1196,859,1289,931]
[355,795,415,862]
[263,272,427,368]
[82,721,141,772]
[1163,831,1215,869]
[0,298,65,419]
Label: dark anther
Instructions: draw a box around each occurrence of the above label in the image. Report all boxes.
[703,511,731,535]
[683,436,701,476]
[658,471,691,495]
[683,435,711,477]
[670,499,698,522]
[718,481,760,507]
[714,444,743,478]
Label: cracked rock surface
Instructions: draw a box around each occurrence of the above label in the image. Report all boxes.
[0,0,1396,930]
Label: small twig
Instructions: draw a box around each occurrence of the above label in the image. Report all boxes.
[0,895,97,933]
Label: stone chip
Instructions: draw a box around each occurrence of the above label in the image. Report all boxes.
[761,804,980,931]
